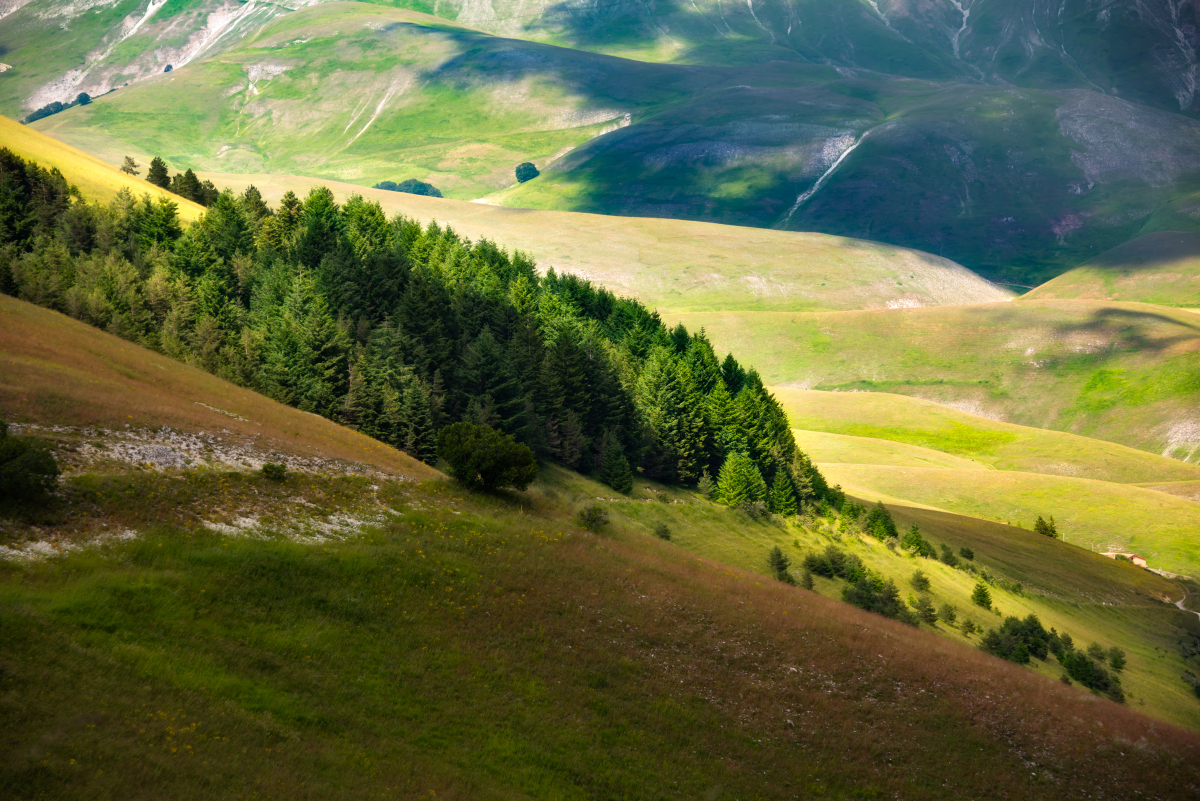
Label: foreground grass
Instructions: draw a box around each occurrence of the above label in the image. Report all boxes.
[3,466,1200,798]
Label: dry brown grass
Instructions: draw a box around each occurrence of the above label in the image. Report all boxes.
[0,294,436,479]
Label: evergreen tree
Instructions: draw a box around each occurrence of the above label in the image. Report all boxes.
[1034,515,1059,538]
[971,582,993,609]
[599,444,633,494]
[716,452,767,507]
[293,187,342,269]
[768,546,794,584]
[146,157,170,188]
[770,469,798,515]
[121,156,139,176]
[240,185,271,225]
[201,191,253,263]
[720,353,746,395]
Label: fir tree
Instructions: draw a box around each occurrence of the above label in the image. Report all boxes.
[768,546,794,584]
[120,156,139,176]
[972,582,993,609]
[599,444,633,494]
[716,452,767,507]
[146,157,170,188]
[770,469,798,516]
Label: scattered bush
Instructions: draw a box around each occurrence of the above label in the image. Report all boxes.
[1034,515,1058,538]
[961,619,978,636]
[910,569,931,592]
[515,162,540,182]
[0,421,60,502]
[740,499,769,519]
[1086,642,1107,662]
[911,594,938,624]
[959,546,974,560]
[938,603,957,626]
[901,524,935,558]
[1059,649,1124,703]
[768,546,794,584]
[437,422,539,491]
[980,615,1050,664]
[577,504,609,532]
[1108,646,1126,672]
[803,546,866,583]
[653,523,671,541]
[938,543,959,567]
[843,576,918,626]
[800,568,815,590]
[864,501,897,539]
[261,462,287,481]
[971,582,992,609]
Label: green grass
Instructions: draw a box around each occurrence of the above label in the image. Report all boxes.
[665,301,1200,462]
[821,463,1200,579]
[1025,232,1200,307]
[774,388,1200,483]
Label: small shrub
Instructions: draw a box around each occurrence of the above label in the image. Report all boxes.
[577,504,609,532]
[910,569,931,592]
[1060,674,1073,685]
[912,594,938,625]
[938,603,957,626]
[938,543,959,567]
[901,524,935,558]
[971,582,992,609]
[515,162,540,182]
[768,546,794,584]
[1107,646,1126,672]
[959,546,974,560]
[437,422,538,491]
[801,568,814,590]
[0,422,60,502]
[261,462,287,481]
[1086,642,1107,661]
[740,499,769,519]
[961,619,978,637]
[697,470,714,499]
[653,523,671,541]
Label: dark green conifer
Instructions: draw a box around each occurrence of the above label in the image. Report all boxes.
[599,444,633,494]
[146,157,170,188]
[770,469,798,515]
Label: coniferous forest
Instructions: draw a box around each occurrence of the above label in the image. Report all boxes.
[0,148,831,507]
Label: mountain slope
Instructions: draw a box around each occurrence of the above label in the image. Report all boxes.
[28,2,1200,284]
[4,296,1200,793]
[0,113,205,222]
[1025,231,1200,307]
[669,300,1200,461]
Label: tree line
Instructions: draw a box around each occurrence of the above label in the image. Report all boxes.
[0,148,832,505]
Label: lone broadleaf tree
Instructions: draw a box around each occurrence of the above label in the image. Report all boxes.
[515,162,539,183]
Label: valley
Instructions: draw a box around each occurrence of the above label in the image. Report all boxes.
[3,2,1200,796]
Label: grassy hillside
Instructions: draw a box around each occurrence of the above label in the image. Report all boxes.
[4,296,1200,796]
[823,463,1200,578]
[669,300,1200,461]
[0,114,205,223]
[775,389,1200,483]
[193,170,1010,312]
[0,295,434,478]
[1025,232,1200,307]
[29,2,1200,284]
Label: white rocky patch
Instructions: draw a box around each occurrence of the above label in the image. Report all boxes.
[1160,419,1200,463]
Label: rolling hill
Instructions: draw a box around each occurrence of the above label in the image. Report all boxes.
[0,113,205,222]
[1025,232,1200,307]
[4,290,1200,795]
[670,300,1200,461]
[22,1,1200,284]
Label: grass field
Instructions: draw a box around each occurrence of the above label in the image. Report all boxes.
[1,114,205,222]
[668,300,1200,461]
[1025,232,1200,307]
[821,463,1200,579]
[775,389,1200,483]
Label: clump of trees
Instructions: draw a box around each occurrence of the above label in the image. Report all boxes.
[22,93,91,124]
[0,421,59,502]
[0,147,827,501]
[977,615,1126,703]
[145,157,219,206]
[374,180,442,198]
[1034,515,1058,538]
[437,422,538,490]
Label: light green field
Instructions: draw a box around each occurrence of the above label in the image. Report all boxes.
[791,429,990,470]
[821,464,1200,578]
[668,301,1200,461]
[775,389,1200,483]
[0,114,206,222]
[1025,232,1200,307]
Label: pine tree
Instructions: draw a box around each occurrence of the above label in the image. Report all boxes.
[971,582,992,609]
[720,353,746,395]
[770,470,798,516]
[121,156,139,176]
[1034,515,1054,537]
[240,185,271,225]
[768,546,794,584]
[146,157,170,188]
[599,444,633,494]
[716,452,767,507]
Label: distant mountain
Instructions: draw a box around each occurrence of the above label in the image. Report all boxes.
[8,0,1200,283]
